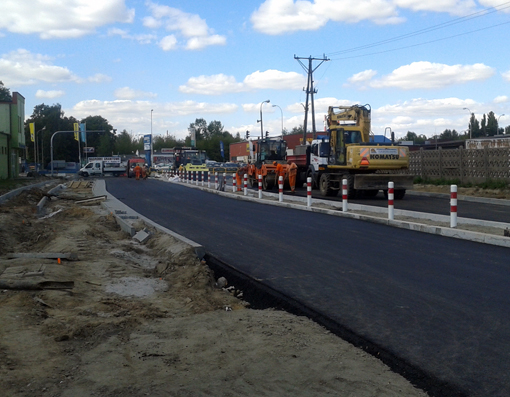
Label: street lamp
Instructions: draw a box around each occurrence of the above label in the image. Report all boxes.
[35,126,46,172]
[257,100,270,139]
[150,109,153,166]
[272,104,283,135]
[463,107,472,139]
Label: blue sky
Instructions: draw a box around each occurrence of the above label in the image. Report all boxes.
[1,0,509,140]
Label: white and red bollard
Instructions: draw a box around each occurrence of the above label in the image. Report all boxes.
[207,172,211,188]
[232,173,236,192]
[450,185,457,228]
[215,172,218,189]
[342,178,348,212]
[200,171,204,186]
[244,173,248,196]
[258,174,262,199]
[307,177,312,207]
[388,181,394,220]
[223,172,227,190]
[188,171,191,184]
[278,176,283,202]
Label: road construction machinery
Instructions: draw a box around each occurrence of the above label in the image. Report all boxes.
[247,137,290,190]
[288,104,413,199]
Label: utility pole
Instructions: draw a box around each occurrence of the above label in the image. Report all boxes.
[294,54,329,144]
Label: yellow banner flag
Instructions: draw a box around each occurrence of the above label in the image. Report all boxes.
[74,123,79,141]
[30,123,35,142]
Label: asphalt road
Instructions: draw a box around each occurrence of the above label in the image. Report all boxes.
[106,178,510,396]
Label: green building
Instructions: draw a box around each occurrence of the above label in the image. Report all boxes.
[0,92,26,179]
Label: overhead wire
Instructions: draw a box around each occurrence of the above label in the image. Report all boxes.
[326,1,510,60]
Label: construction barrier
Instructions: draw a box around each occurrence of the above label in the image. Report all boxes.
[244,174,248,196]
[342,179,348,212]
[307,177,312,207]
[388,181,394,220]
[279,176,283,202]
[232,173,236,192]
[258,174,262,199]
[451,185,458,228]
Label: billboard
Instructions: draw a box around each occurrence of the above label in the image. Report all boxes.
[143,135,151,151]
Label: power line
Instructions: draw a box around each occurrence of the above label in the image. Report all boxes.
[327,1,510,59]
[329,21,510,61]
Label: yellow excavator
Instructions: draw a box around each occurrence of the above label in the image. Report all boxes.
[315,104,413,198]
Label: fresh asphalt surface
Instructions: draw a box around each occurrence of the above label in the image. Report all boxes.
[106,178,510,396]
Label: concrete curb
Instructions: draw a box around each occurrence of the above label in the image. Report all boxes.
[0,180,59,205]
[161,176,510,249]
[93,179,205,259]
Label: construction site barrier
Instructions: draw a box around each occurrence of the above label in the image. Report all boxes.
[307,177,312,207]
[244,174,248,196]
[451,185,458,228]
[342,178,348,212]
[388,181,394,220]
[258,175,262,199]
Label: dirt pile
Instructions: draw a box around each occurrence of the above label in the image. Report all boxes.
[0,182,427,396]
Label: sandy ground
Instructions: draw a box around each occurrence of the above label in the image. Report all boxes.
[0,181,430,396]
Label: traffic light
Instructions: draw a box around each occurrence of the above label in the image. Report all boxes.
[265,131,269,138]
[246,130,250,139]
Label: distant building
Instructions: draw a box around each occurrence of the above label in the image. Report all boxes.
[0,92,26,179]
[466,135,510,149]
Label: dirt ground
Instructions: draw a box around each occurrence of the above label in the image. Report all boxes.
[0,181,431,396]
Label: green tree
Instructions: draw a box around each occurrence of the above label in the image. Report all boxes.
[399,131,426,144]
[114,130,134,155]
[439,129,459,140]
[80,115,114,156]
[25,103,79,167]
[469,114,481,138]
[189,118,208,141]
[486,111,498,136]
[0,81,12,101]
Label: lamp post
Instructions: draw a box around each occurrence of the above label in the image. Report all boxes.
[463,107,473,139]
[272,104,283,136]
[35,127,46,172]
[258,100,270,139]
[150,109,153,166]
[498,114,505,135]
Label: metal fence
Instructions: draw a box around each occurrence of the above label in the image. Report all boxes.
[407,147,510,184]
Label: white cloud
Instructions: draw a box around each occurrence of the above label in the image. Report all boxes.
[251,0,401,35]
[347,70,378,84]
[250,0,480,35]
[159,35,178,51]
[185,35,226,50]
[108,28,156,44]
[88,73,112,83]
[0,49,80,86]
[393,0,475,14]
[144,2,226,51]
[35,90,65,99]
[180,74,244,95]
[244,70,305,90]
[0,0,134,39]
[353,62,494,90]
[494,95,509,104]
[502,70,510,82]
[179,70,305,95]
[114,87,157,99]
[70,99,238,137]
